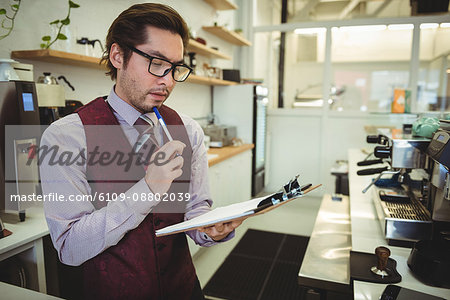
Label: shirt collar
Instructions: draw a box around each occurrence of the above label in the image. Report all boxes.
[106,86,157,127]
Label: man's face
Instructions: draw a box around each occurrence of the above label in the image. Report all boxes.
[114,26,184,113]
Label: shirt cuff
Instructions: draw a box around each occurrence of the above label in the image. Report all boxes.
[201,229,235,245]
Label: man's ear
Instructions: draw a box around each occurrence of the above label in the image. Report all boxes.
[110,43,123,69]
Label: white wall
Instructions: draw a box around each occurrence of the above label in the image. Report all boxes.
[0,0,240,118]
[255,0,281,27]
[266,109,418,195]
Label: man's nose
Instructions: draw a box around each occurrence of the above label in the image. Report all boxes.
[156,70,175,86]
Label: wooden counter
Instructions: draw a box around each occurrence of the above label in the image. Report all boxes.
[207,144,254,167]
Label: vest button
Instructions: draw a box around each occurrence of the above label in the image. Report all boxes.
[157,243,166,251]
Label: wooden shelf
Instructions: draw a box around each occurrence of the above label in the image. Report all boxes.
[10,49,236,86]
[187,39,231,60]
[202,26,251,46]
[187,74,238,86]
[204,0,238,10]
[11,49,105,69]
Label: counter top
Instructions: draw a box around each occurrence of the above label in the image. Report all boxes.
[0,206,48,258]
[1,281,61,300]
[298,194,352,294]
[207,144,254,167]
[348,148,450,300]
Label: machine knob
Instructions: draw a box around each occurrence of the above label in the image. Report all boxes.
[366,135,388,145]
[367,135,380,143]
[374,146,391,158]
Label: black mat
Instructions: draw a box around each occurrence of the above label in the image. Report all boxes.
[203,229,310,300]
[350,251,402,284]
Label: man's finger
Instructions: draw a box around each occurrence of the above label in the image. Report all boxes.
[159,140,185,157]
[215,223,224,232]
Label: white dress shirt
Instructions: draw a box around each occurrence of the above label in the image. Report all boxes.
[40,88,232,266]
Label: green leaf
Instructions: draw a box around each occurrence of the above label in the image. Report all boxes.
[57,33,67,40]
[42,35,51,41]
[11,4,19,10]
[0,9,6,15]
[61,18,70,25]
[40,43,47,49]
[68,1,80,8]
[49,19,59,25]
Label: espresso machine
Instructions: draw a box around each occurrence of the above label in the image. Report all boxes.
[360,128,433,246]
[406,127,450,288]
[0,81,41,221]
[426,129,450,231]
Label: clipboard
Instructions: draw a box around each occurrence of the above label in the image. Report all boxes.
[155,175,321,237]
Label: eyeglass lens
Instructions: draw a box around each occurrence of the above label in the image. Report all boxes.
[149,57,191,82]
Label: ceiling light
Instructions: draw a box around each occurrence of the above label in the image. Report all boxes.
[440,23,450,28]
[387,24,414,31]
[294,27,326,35]
[339,25,387,32]
[420,23,439,29]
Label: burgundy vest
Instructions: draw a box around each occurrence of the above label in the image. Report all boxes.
[76,97,196,299]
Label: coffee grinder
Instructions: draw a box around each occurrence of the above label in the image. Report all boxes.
[0,81,41,221]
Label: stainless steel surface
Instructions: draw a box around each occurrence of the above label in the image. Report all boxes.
[362,170,400,193]
[202,124,237,147]
[349,148,450,300]
[430,161,450,222]
[37,72,58,85]
[377,128,430,169]
[35,84,65,107]
[298,194,351,293]
[391,138,429,169]
[372,187,433,242]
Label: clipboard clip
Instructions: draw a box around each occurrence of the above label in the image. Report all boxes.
[256,175,312,209]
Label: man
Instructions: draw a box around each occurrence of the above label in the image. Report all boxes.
[40,3,241,299]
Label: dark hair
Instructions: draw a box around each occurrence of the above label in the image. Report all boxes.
[101,3,189,80]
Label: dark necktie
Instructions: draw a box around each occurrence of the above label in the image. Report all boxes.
[133,115,158,168]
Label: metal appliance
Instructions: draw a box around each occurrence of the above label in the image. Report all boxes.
[406,128,450,288]
[0,81,41,221]
[360,128,433,246]
[202,124,237,148]
[213,85,268,196]
[36,72,75,125]
[426,129,450,229]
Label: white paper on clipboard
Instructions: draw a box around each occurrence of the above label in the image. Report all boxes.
[155,184,321,237]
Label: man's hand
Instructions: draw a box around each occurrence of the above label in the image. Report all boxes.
[145,140,185,195]
[198,220,243,241]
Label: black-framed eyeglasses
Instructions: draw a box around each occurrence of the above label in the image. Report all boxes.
[127,46,192,82]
